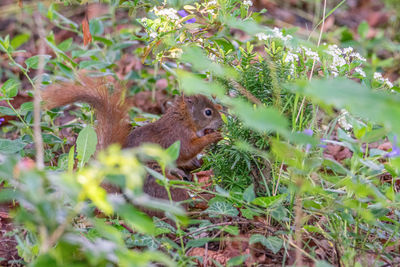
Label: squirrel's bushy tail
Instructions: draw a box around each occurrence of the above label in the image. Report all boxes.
[42,73,131,149]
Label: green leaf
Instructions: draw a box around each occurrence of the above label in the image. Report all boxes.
[42,134,63,144]
[89,19,104,35]
[186,237,213,248]
[249,234,283,254]
[221,225,239,235]
[0,138,26,154]
[0,35,10,52]
[227,255,250,267]
[1,79,20,98]
[165,141,180,162]
[130,234,159,249]
[290,78,400,136]
[0,106,16,116]
[76,125,97,168]
[19,102,33,115]
[57,37,73,51]
[360,127,388,143]
[68,145,75,173]
[79,60,111,70]
[357,21,369,39]
[251,194,286,208]
[45,38,77,66]
[271,139,305,169]
[181,46,238,79]
[178,70,226,98]
[25,55,51,70]
[93,36,113,46]
[11,33,30,49]
[0,155,18,179]
[243,184,255,202]
[224,15,265,36]
[154,217,176,236]
[116,204,155,235]
[241,208,260,219]
[228,99,289,135]
[205,201,238,217]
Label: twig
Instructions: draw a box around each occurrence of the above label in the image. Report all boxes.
[230,80,263,106]
[33,11,46,170]
[295,0,327,125]
[273,162,284,196]
[294,193,303,266]
[176,221,236,241]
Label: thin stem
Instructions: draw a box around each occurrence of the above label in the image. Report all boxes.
[33,11,46,170]
[295,0,327,125]
[6,99,31,131]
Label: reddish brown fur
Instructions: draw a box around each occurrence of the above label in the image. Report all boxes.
[126,95,223,167]
[42,74,131,150]
[42,74,223,211]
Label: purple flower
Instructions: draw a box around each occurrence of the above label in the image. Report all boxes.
[302,129,313,153]
[303,128,313,136]
[0,117,4,125]
[178,9,196,23]
[318,139,327,149]
[385,136,400,158]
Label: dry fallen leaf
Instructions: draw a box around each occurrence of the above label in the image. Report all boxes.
[82,16,92,46]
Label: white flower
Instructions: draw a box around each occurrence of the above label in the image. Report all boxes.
[243,0,253,6]
[208,53,216,61]
[350,52,366,62]
[374,72,394,88]
[256,32,269,41]
[326,45,347,74]
[149,32,157,38]
[284,51,299,75]
[374,72,383,80]
[256,27,292,44]
[208,0,217,5]
[284,51,299,63]
[153,7,179,21]
[256,33,268,40]
[298,46,320,62]
[354,67,366,77]
[338,109,352,130]
[343,47,353,54]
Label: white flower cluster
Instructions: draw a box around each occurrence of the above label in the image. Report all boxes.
[326,45,347,76]
[141,7,183,39]
[243,0,253,6]
[153,7,179,21]
[374,72,394,88]
[343,47,366,62]
[326,45,366,77]
[338,109,352,130]
[354,67,366,77]
[297,45,320,62]
[284,51,299,75]
[256,27,293,44]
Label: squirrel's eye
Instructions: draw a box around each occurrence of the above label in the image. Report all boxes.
[204,108,212,116]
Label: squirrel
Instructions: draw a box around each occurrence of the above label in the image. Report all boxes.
[42,73,223,209]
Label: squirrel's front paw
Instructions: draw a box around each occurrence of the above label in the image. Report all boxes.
[209,131,223,143]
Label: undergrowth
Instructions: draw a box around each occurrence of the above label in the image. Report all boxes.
[0,0,399,266]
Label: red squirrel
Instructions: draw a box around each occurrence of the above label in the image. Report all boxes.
[42,73,223,205]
